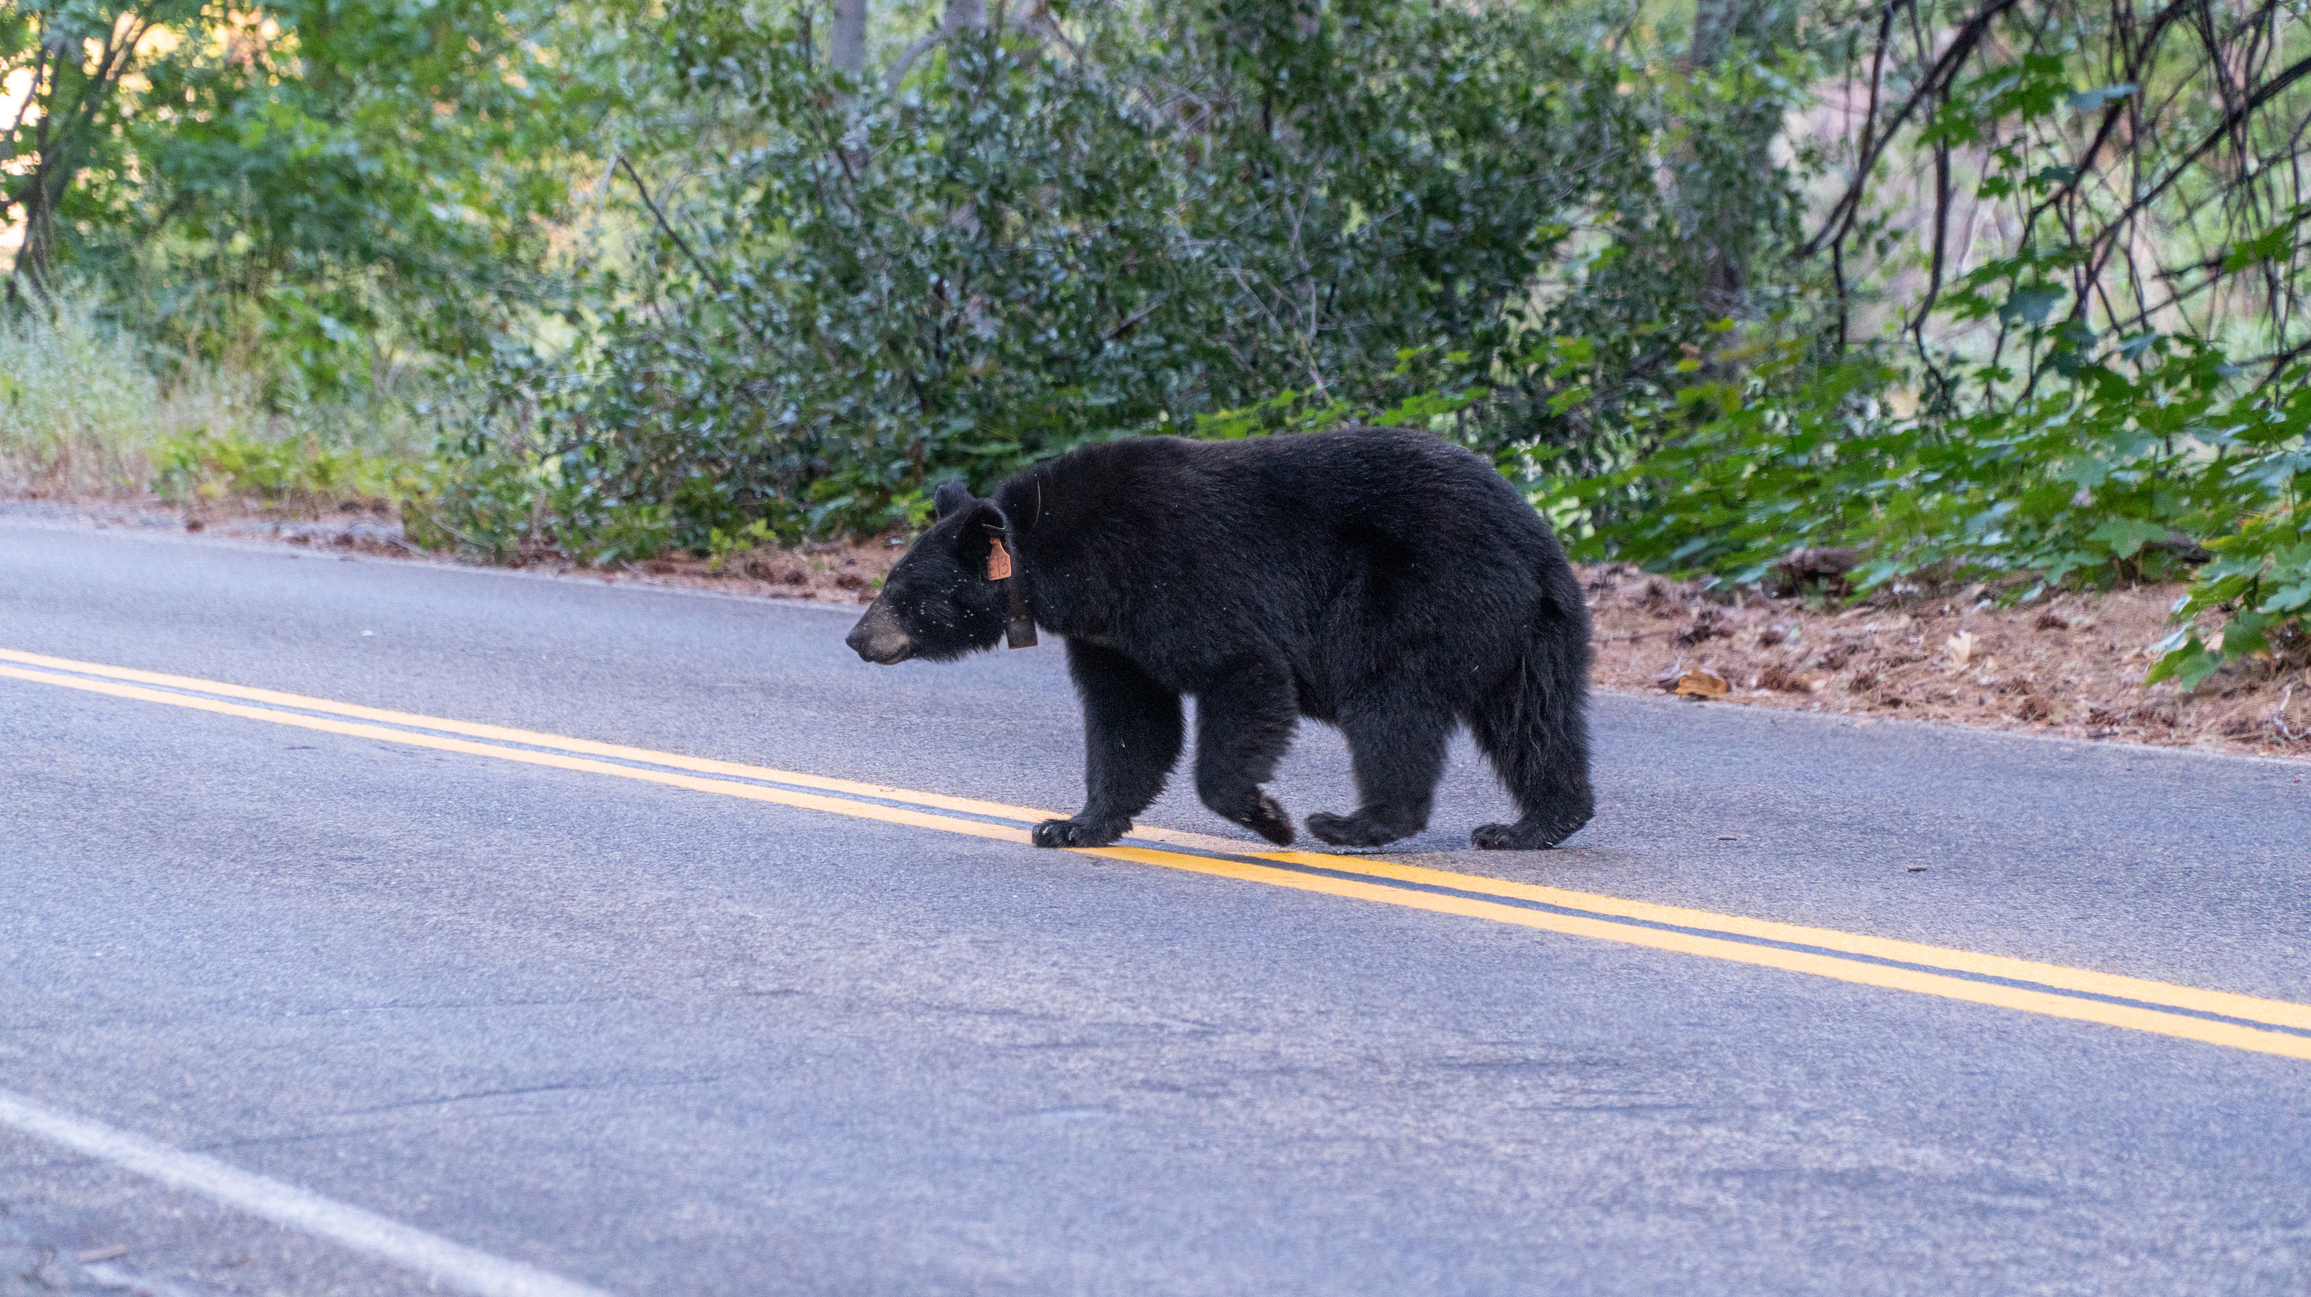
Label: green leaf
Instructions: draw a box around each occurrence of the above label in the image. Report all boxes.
[2086,517,2170,559]
[2145,634,2220,689]
[2265,582,2311,614]
[2222,223,2299,274]
[2203,614,2273,669]
[1999,286,2066,327]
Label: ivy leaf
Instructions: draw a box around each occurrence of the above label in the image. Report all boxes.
[2087,517,2170,559]
[2144,632,2221,689]
[2218,611,2276,659]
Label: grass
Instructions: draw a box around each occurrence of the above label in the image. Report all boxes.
[0,289,428,507]
[0,293,171,497]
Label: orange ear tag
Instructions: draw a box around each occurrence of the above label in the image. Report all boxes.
[986,537,1014,581]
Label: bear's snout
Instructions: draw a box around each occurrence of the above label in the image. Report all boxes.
[846,604,916,665]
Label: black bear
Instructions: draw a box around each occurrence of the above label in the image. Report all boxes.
[845,426,1593,851]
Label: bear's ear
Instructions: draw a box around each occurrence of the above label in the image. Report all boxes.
[933,481,975,520]
[949,500,1006,578]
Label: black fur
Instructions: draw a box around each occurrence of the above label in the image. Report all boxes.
[845,426,1593,851]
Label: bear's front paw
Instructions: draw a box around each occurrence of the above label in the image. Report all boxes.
[1032,817,1128,849]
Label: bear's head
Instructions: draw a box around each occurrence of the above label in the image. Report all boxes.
[845,481,1013,665]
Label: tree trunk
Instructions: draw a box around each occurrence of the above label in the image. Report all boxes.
[832,0,868,78]
[1679,0,1783,315]
[1687,0,1746,68]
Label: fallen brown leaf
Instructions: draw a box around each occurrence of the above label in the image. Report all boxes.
[1673,668,1730,699]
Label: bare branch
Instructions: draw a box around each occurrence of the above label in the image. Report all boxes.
[1800,0,2030,261]
[618,156,726,293]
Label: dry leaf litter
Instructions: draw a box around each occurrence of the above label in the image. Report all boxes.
[1584,562,2311,757]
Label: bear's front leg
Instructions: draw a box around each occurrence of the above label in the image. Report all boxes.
[1191,658,1300,846]
[1033,640,1185,849]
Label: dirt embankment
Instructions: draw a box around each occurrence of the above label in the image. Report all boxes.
[1583,563,2310,758]
[12,494,2307,759]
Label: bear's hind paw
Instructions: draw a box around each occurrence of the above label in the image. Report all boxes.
[1306,811,1408,848]
[1472,808,1592,851]
[1032,816,1129,849]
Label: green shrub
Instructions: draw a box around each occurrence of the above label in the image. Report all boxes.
[148,426,415,510]
[398,454,539,560]
[429,0,1810,551]
[1532,336,2310,684]
[2150,490,2311,689]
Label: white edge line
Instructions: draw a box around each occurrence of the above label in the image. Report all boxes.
[0,1088,614,1297]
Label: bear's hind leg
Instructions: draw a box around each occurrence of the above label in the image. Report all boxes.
[1192,659,1300,846]
[1467,648,1593,850]
[1307,699,1449,848]
[1035,640,1184,849]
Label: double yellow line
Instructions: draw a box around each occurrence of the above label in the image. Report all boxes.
[6,645,2310,1061]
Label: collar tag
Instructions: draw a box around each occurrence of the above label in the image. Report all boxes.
[989,535,1036,649]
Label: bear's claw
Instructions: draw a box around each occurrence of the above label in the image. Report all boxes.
[1032,816,1129,849]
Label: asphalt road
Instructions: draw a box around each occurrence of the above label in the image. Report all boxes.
[2,517,2308,1297]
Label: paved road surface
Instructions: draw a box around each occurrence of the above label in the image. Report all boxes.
[2,518,2308,1296]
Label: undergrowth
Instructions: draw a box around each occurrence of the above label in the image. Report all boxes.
[149,428,421,513]
[1533,336,2310,690]
[0,295,167,496]
[2,289,430,512]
